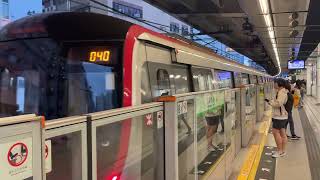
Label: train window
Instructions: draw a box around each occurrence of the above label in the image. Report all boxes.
[207,73,214,90]
[0,39,53,118]
[141,63,152,103]
[249,75,257,84]
[147,62,176,97]
[198,73,207,91]
[241,73,250,85]
[157,69,171,96]
[214,70,233,88]
[258,76,263,84]
[191,67,214,91]
[0,39,123,119]
[172,65,190,94]
[233,72,242,87]
[64,45,121,116]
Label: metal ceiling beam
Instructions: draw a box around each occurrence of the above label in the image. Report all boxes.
[176,0,198,10]
[176,12,247,18]
[272,42,318,45]
[260,37,303,39]
[190,30,233,35]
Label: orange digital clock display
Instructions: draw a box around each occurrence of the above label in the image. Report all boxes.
[89,50,111,62]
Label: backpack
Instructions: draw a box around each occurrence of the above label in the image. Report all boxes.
[285,92,293,112]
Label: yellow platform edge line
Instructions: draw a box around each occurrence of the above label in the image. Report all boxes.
[237,145,259,180]
[237,115,272,180]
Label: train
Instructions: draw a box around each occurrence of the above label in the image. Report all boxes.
[0,12,272,180]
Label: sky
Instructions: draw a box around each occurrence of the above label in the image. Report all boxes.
[10,0,42,20]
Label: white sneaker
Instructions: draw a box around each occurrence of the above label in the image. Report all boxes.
[213,145,223,151]
[208,146,216,152]
[272,151,281,158]
[280,152,286,157]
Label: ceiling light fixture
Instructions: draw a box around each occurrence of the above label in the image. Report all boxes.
[258,0,281,76]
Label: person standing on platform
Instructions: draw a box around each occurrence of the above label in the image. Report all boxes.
[265,78,288,158]
[284,81,301,140]
[299,82,306,107]
[293,84,301,108]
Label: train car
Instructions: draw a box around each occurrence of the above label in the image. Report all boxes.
[0,12,271,180]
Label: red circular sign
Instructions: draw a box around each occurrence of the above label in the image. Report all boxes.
[7,142,28,167]
[45,144,48,159]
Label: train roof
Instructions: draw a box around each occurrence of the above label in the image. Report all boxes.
[0,12,271,77]
[0,12,133,41]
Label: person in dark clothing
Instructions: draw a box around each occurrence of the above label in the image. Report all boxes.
[284,81,301,140]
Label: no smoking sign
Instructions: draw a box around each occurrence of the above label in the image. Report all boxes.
[0,137,33,179]
[7,142,28,167]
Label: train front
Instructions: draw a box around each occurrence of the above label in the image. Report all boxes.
[0,12,141,179]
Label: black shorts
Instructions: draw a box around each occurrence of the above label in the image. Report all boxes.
[272,119,288,130]
[205,116,220,126]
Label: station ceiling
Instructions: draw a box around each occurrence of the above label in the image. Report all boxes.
[143,0,317,75]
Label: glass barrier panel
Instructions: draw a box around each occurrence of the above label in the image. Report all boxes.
[224,90,237,178]
[195,91,225,179]
[234,90,241,155]
[95,111,164,180]
[245,87,256,125]
[177,99,196,180]
[251,86,257,123]
[46,131,83,180]
[258,85,265,120]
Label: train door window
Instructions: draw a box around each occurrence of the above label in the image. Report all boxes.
[249,75,257,84]
[258,76,263,84]
[157,69,171,96]
[147,62,175,97]
[172,65,190,94]
[141,63,152,103]
[207,73,214,90]
[191,67,213,91]
[198,73,207,91]
[233,72,242,87]
[242,73,249,85]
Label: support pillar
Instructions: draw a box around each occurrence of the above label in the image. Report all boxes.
[317,46,320,103]
[307,65,312,96]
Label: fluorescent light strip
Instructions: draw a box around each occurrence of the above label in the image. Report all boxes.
[258,0,281,76]
[258,0,269,14]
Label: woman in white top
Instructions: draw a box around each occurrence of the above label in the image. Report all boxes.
[266,78,288,158]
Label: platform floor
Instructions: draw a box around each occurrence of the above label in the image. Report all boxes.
[265,107,311,180]
[229,96,320,180]
[264,95,320,180]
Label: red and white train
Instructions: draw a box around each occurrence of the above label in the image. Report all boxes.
[0,12,271,180]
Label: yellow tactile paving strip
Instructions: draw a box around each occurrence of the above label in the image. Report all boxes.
[237,110,272,180]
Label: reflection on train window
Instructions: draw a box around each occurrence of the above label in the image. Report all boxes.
[16,77,25,113]
[242,73,249,85]
[249,75,257,84]
[172,66,190,94]
[192,67,214,91]
[156,69,171,96]
[65,62,118,116]
[215,70,233,88]
[233,72,242,87]
[198,73,207,91]
[207,74,214,90]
